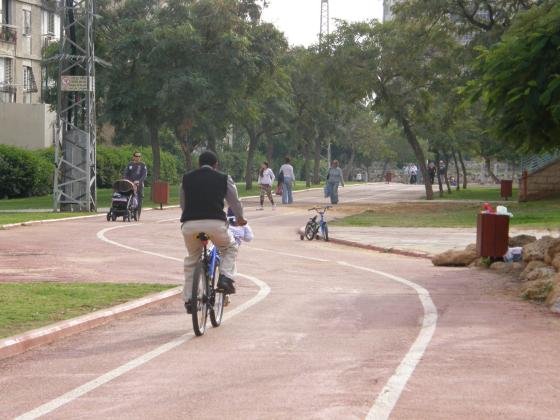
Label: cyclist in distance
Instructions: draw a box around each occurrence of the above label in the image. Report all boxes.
[180,150,247,314]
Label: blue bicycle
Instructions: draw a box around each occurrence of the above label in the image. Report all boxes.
[191,232,225,336]
[301,206,332,242]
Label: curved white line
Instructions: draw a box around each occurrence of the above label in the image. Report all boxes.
[15,225,271,420]
[338,261,437,420]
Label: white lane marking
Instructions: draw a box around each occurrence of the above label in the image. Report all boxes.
[156,218,179,224]
[246,245,329,263]
[15,228,271,420]
[337,261,437,420]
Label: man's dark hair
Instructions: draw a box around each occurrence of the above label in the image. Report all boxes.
[285,156,291,163]
[199,150,218,167]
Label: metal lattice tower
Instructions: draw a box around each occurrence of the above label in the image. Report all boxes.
[53,0,97,212]
[319,0,331,165]
[319,0,329,45]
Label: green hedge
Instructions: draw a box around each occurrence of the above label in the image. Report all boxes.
[0,145,54,199]
[96,145,183,188]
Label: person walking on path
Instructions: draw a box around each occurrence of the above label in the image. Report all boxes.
[428,161,436,185]
[257,161,275,210]
[179,151,246,314]
[409,163,418,184]
[123,151,148,219]
[279,157,295,204]
[326,160,345,205]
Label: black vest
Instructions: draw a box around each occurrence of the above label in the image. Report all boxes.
[180,167,228,223]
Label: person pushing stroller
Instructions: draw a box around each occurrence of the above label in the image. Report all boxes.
[124,151,147,220]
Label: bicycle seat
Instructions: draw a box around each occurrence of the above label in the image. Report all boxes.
[196,232,210,245]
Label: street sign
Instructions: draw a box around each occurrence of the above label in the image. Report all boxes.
[60,76,95,92]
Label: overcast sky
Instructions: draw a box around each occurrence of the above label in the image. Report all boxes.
[262,0,384,47]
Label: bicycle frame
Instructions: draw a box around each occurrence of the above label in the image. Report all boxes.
[202,242,221,284]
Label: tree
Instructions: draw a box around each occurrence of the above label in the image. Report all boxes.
[468,1,560,152]
[325,19,459,199]
[103,0,167,182]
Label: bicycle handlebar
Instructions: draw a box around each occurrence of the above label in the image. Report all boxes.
[308,206,333,212]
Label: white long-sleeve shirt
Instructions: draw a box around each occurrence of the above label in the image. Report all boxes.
[258,168,275,185]
[228,224,254,246]
[279,163,295,180]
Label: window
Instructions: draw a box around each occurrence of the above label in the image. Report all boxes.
[23,9,31,35]
[23,65,32,91]
[47,11,55,35]
[0,0,8,25]
[0,57,14,103]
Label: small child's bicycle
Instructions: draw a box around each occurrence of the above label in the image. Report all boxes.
[301,206,332,242]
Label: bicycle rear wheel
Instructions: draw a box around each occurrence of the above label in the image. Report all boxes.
[192,262,208,336]
[210,266,224,327]
[323,223,329,241]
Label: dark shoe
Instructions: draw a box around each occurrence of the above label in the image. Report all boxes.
[184,300,193,314]
[217,274,236,295]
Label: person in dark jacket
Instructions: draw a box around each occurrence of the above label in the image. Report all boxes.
[179,151,246,314]
[123,151,148,219]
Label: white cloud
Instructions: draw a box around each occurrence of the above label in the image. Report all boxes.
[262,0,383,47]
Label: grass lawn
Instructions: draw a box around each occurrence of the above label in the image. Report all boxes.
[0,282,177,338]
[434,186,519,201]
[0,212,91,226]
[0,181,330,211]
[332,199,560,229]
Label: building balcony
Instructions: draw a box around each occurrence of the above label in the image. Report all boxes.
[0,24,17,45]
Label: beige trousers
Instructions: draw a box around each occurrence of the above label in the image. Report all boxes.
[181,219,238,301]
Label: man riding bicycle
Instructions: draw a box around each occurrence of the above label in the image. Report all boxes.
[180,151,246,314]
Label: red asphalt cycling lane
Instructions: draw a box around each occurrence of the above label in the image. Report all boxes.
[2,183,560,419]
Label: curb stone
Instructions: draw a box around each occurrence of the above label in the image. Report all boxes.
[328,237,432,260]
[0,286,182,360]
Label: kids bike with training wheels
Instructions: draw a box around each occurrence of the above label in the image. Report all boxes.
[301,206,332,242]
[191,232,225,336]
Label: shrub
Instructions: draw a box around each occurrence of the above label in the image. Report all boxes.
[0,145,53,198]
[96,145,182,188]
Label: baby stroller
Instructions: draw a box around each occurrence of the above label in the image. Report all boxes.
[106,179,138,222]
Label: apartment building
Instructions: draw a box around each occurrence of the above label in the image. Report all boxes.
[0,0,60,148]
[0,0,60,104]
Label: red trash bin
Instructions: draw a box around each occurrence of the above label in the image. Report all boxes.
[500,180,513,200]
[151,181,169,209]
[476,213,510,258]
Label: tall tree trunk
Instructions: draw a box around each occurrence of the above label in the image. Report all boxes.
[484,157,500,183]
[400,116,433,200]
[304,140,311,187]
[245,128,259,190]
[313,132,324,184]
[207,135,217,153]
[266,134,274,166]
[379,160,389,182]
[443,152,452,194]
[148,122,161,183]
[344,149,356,180]
[452,149,460,191]
[436,151,444,198]
[458,150,468,189]
[174,126,192,172]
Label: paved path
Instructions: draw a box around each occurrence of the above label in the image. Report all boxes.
[2,183,560,419]
[330,226,553,256]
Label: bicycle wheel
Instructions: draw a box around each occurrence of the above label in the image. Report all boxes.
[210,265,224,327]
[305,223,316,240]
[323,223,329,241]
[191,262,209,336]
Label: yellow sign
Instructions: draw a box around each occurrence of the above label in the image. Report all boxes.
[60,76,95,92]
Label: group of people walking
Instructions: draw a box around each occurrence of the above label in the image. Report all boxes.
[256,158,345,208]
[256,157,295,209]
